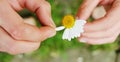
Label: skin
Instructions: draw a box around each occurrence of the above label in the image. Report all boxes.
[77,0,120,45]
[0,0,119,54]
[0,0,56,55]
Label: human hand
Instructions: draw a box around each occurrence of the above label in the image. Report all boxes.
[77,0,120,44]
[0,0,56,54]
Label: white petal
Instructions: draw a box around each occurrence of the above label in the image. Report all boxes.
[71,28,75,39]
[75,20,86,25]
[69,28,74,40]
[55,26,65,31]
[75,24,81,37]
[62,29,73,41]
[69,28,74,39]
[67,29,72,41]
[70,20,86,38]
[68,28,72,39]
[62,20,86,41]
[71,28,76,38]
[62,29,69,39]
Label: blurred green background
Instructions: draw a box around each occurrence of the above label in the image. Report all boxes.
[0,0,120,62]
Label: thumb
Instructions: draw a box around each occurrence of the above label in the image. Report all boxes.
[76,0,101,20]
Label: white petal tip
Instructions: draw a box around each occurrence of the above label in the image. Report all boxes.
[75,19,87,25]
[56,26,65,31]
[68,39,71,41]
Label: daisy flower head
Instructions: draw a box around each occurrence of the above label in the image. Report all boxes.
[56,15,86,41]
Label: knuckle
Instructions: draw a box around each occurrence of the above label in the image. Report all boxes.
[11,29,22,40]
[10,26,27,40]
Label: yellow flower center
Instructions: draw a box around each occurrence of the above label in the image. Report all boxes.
[62,15,75,28]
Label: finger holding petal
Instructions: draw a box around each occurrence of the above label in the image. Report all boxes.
[84,0,120,32]
[82,19,120,39]
[56,26,65,31]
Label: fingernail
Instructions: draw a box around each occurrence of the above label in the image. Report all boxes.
[49,18,56,28]
[80,38,87,43]
[48,27,56,38]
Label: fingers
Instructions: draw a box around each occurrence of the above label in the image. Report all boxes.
[35,1,56,28]
[18,0,55,27]
[76,0,101,20]
[0,27,40,55]
[79,35,118,45]
[79,20,120,45]
[82,20,120,39]
[8,41,40,55]
[79,29,119,45]
[84,0,120,32]
[77,0,120,44]
[7,0,55,27]
[77,0,114,20]
[0,0,56,42]
[7,40,40,55]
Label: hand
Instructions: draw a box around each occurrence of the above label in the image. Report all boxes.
[0,0,56,54]
[77,0,120,45]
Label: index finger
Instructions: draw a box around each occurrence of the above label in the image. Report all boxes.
[0,0,56,42]
[76,0,101,20]
[18,0,55,27]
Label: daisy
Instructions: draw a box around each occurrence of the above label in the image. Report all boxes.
[56,15,86,41]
